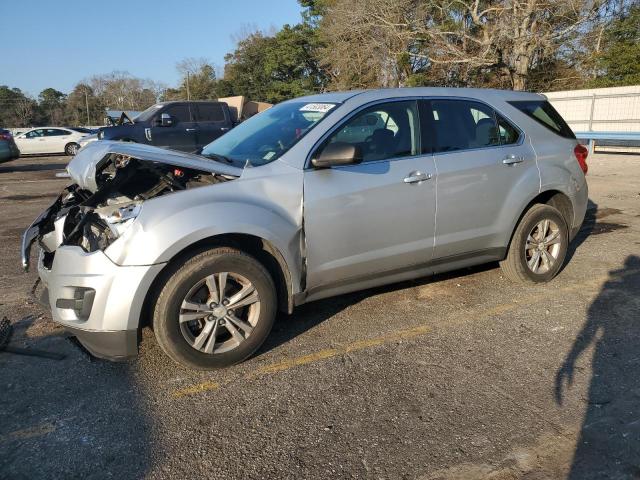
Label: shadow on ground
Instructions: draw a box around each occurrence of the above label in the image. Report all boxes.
[0,162,68,173]
[0,316,154,480]
[261,199,609,357]
[260,262,497,356]
[556,255,640,479]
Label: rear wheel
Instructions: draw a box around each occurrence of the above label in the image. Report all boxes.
[500,204,568,283]
[153,248,277,370]
[64,142,80,156]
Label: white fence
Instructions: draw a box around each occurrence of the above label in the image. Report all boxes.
[545,85,640,133]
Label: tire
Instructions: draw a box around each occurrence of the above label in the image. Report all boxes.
[500,204,569,283]
[153,248,277,370]
[64,142,80,156]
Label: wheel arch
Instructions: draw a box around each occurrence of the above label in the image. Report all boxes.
[139,233,294,329]
[505,189,574,257]
[64,141,79,154]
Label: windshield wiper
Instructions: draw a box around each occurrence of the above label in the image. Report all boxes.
[201,152,234,165]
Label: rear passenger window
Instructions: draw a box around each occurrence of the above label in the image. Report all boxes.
[45,129,69,136]
[430,100,499,152]
[197,104,225,122]
[163,105,193,123]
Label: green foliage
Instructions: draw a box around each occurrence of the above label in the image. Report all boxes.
[591,4,640,87]
[164,62,220,100]
[0,86,38,127]
[223,23,327,103]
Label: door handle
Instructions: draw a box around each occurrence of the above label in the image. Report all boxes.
[185,128,196,132]
[403,171,432,184]
[503,154,524,165]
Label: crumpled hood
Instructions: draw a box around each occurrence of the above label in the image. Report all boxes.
[68,141,243,192]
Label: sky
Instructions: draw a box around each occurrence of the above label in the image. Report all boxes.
[0,0,303,97]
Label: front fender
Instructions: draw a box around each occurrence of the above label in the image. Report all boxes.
[104,172,304,293]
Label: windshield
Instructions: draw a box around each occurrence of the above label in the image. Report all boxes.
[201,101,337,166]
[134,103,164,123]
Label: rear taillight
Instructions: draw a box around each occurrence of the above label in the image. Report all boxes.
[574,144,588,174]
[0,133,12,141]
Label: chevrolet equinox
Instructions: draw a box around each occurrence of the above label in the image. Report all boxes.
[22,88,588,369]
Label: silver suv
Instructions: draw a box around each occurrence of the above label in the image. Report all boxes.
[22,88,588,369]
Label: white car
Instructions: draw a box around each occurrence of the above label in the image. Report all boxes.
[14,127,90,156]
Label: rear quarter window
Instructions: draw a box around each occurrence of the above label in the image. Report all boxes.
[508,100,575,139]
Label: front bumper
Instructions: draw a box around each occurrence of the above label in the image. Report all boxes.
[37,246,164,360]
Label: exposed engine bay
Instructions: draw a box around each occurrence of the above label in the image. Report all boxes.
[21,151,237,271]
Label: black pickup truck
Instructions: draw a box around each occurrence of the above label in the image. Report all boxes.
[98,101,233,152]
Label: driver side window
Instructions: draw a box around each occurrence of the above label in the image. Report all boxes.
[162,105,193,124]
[26,129,44,138]
[322,100,420,163]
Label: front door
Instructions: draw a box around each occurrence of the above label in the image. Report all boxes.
[16,129,47,154]
[151,104,199,151]
[425,98,538,259]
[303,100,436,298]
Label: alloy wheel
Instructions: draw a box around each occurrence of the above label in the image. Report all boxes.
[525,219,562,274]
[179,272,260,354]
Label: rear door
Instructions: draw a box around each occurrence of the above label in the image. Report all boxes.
[44,128,73,153]
[425,98,538,259]
[195,103,231,147]
[150,104,198,151]
[303,99,437,297]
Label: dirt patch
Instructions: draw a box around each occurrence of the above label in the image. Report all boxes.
[594,207,623,220]
[589,222,629,235]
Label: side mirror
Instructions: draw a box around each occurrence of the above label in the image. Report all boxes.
[159,113,173,127]
[312,142,363,169]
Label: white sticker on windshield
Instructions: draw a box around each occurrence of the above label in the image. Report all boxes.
[263,151,276,160]
[300,103,334,113]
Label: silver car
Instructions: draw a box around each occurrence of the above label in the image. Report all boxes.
[22,88,588,370]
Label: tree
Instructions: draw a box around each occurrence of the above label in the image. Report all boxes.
[88,71,159,111]
[317,0,610,91]
[164,58,219,100]
[38,88,67,125]
[223,24,327,103]
[0,86,37,127]
[590,3,640,86]
[65,83,103,126]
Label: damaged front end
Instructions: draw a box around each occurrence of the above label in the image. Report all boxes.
[22,142,241,271]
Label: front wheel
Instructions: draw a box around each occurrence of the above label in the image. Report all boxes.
[500,204,569,283]
[153,248,277,370]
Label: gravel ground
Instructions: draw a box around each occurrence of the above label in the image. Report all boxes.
[1,152,639,480]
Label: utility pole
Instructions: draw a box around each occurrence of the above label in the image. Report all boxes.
[84,89,90,126]
[186,71,191,101]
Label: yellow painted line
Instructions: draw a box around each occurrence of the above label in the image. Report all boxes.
[0,422,56,443]
[173,325,432,398]
[254,324,432,376]
[173,380,220,398]
[172,266,640,399]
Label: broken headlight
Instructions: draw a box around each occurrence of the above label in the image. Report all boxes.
[66,202,143,253]
[99,202,143,238]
